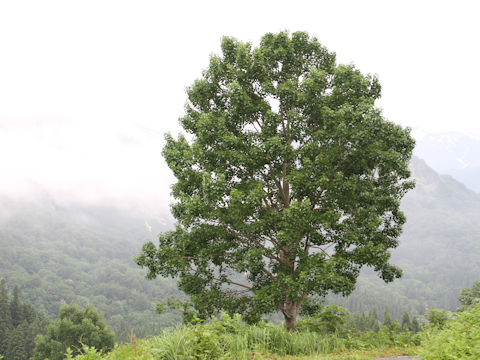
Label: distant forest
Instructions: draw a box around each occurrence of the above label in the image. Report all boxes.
[0,199,181,342]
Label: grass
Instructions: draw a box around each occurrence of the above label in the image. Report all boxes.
[272,346,419,359]
[66,314,421,360]
[69,342,419,360]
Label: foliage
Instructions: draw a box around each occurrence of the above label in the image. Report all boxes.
[4,157,480,340]
[344,309,380,333]
[383,307,392,326]
[458,280,480,311]
[329,158,480,315]
[419,303,480,359]
[136,30,415,330]
[298,296,324,317]
[154,297,202,325]
[0,280,49,360]
[400,311,414,332]
[411,317,421,333]
[32,303,115,360]
[0,199,181,342]
[424,308,450,329]
[297,304,348,333]
[62,312,420,360]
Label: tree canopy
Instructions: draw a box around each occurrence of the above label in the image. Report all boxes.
[458,281,480,311]
[136,31,415,330]
[32,304,114,360]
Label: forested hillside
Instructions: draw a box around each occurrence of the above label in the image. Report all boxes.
[330,156,480,318]
[0,197,180,341]
[1,156,480,337]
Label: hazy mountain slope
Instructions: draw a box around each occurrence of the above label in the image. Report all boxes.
[413,130,480,192]
[0,197,180,341]
[330,157,480,318]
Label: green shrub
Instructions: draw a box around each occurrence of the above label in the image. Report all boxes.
[297,304,348,334]
[424,308,450,329]
[419,303,480,359]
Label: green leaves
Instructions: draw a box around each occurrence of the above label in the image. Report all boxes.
[137,31,415,329]
[419,304,480,359]
[32,304,114,360]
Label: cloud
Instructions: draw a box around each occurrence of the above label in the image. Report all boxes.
[1,0,480,218]
[0,118,175,216]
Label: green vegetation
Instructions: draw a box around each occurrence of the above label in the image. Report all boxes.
[1,31,480,358]
[418,303,480,359]
[0,280,49,360]
[458,280,480,311]
[137,30,415,331]
[32,304,114,360]
[0,199,181,342]
[329,157,480,317]
[63,312,420,360]
[2,156,480,344]
[1,161,479,359]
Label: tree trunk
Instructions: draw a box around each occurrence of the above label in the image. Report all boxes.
[284,298,300,331]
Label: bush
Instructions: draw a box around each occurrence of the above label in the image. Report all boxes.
[297,304,348,334]
[419,303,480,359]
[424,308,450,329]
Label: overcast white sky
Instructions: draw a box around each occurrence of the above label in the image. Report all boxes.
[0,0,479,214]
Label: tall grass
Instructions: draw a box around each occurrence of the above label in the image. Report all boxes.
[67,314,420,360]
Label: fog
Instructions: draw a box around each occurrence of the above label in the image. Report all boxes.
[0,120,175,217]
[1,0,479,217]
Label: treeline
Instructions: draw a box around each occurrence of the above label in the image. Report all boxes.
[345,307,421,333]
[0,279,49,360]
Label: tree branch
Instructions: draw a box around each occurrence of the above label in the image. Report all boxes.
[211,276,253,290]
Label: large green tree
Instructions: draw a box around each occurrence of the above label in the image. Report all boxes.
[136,31,415,330]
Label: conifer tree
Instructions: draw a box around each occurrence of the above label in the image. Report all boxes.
[9,286,21,328]
[368,309,380,332]
[0,279,9,322]
[411,317,421,333]
[0,279,11,356]
[383,307,392,327]
[0,281,49,360]
[5,323,27,360]
[401,311,411,331]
